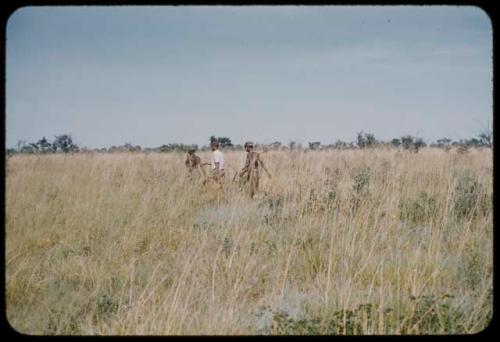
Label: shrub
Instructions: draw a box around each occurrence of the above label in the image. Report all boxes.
[53,134,79,153]
[400,135,414,150]
[308,142,321,150]
[399,192,438,225]
[460,244,484,291]
[352,167,370,197]
[400,135,426,153]
[260,193,284,224]
[95,295,118,318]
[391,138,401,148]
[350,167,371,212]
[400,294,465,334]
[266,296,465,335]
[452,170,489,220]
[357,131,377,149]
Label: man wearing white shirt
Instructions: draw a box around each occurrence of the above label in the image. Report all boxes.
[210,141,225,183]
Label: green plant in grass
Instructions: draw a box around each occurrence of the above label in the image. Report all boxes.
[399,191,438,225]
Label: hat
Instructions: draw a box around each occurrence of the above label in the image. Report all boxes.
[244,141,254,148]
[211,141,220,148]
[188,149,196,153]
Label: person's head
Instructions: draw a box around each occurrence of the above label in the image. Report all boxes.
[211,142,219,151]
[244,141,254,152]
[187,149,195,155]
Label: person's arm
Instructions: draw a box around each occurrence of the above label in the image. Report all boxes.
[239,155,250,176]
[239,165,249,177]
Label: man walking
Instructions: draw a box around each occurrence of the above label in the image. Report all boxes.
[210,141,225,184]
[238,141,271,198]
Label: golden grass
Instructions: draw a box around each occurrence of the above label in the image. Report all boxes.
[5,148,493,335]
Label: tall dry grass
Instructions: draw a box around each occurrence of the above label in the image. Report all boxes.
[5,148,493,335]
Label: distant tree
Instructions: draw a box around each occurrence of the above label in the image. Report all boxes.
[209,136,233,148]
[218,137,233,148]
[13,140,36,154]
[53,134,79,153]
[20,144,37,154]
[413,137,426,153]
[29,142,39,152]
[270,141,282,149]
[334,140,348,149]
[120,142,142,152]
[365,133,377,147]
[308,141,321,150]
[12,137,57,154]
[436,138,452,147]
[123,142,133,151]
[464,138,481,148]
[477,129,492,148]
[357,131,377,148]
[400,135,425,153]
[289,141,296,150]
[158,144,170,153]
[400,135,414,150]
[16,140,26,149]
[35,137,53,153]
[431,138,449,151]
[356,131,366,148]
[391,138,401,148]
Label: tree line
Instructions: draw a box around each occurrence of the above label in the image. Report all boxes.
[6,131,492,156]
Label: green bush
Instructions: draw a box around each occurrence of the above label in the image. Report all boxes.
[353,167,370,196]
[260,193,284,224]
[401,294,465,334]
[399,192,438,225]
[460,245,486,291]
[350,167,371,212]
[452,170,489,220]
[268,304,376,335]
[96,295,118,318]
[266,296,466,335]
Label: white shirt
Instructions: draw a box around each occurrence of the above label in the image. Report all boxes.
[212,150,224,170]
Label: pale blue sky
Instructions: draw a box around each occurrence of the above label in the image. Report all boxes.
[6,6,492,148]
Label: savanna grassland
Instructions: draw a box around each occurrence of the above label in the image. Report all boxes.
[5,148,493,335]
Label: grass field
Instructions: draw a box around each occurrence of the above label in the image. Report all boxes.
[5,148,493,335]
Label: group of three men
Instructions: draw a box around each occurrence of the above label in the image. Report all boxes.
[185,141,270,198]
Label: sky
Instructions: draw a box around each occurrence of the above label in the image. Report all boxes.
[5,6,492,149]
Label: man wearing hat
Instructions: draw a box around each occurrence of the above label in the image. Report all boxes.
[210,141,225,183]
[238,141,270,198]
